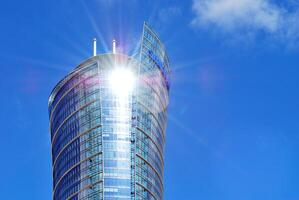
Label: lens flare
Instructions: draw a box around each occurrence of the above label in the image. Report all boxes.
[108,67,135,96]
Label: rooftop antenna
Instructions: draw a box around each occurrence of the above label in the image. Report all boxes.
[93,38,97,56]
[112,39,116,54]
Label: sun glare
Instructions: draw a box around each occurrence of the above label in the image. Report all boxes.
[109,67,135,96]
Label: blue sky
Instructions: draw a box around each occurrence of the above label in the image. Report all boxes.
[1,0,299,199]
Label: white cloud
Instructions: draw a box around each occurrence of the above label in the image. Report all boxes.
[191,0,299,46]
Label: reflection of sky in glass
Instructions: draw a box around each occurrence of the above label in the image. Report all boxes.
[47,33,170,199]
[102,67,134,199]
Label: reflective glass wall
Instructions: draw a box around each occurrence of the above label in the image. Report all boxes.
[49,60,103,200]
[48,23,170,200]
[134,22,170,200]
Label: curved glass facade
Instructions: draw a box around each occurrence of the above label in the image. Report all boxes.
[49,23,170,200]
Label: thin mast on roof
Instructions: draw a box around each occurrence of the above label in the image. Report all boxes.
[112,39,116,54]
[93,38,97,56]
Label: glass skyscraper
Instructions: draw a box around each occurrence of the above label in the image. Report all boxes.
[48,23,170,200]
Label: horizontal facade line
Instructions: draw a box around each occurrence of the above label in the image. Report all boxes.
[52,125,102,168]
[136,153,164,192]
[65,180,103,200]
[136,182,159,200]
[51,99,99,144]
[49,73,99,123]
[53,151,103,195]
[136,126,164,168]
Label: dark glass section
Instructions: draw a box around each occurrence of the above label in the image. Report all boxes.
[49,62,104,200]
